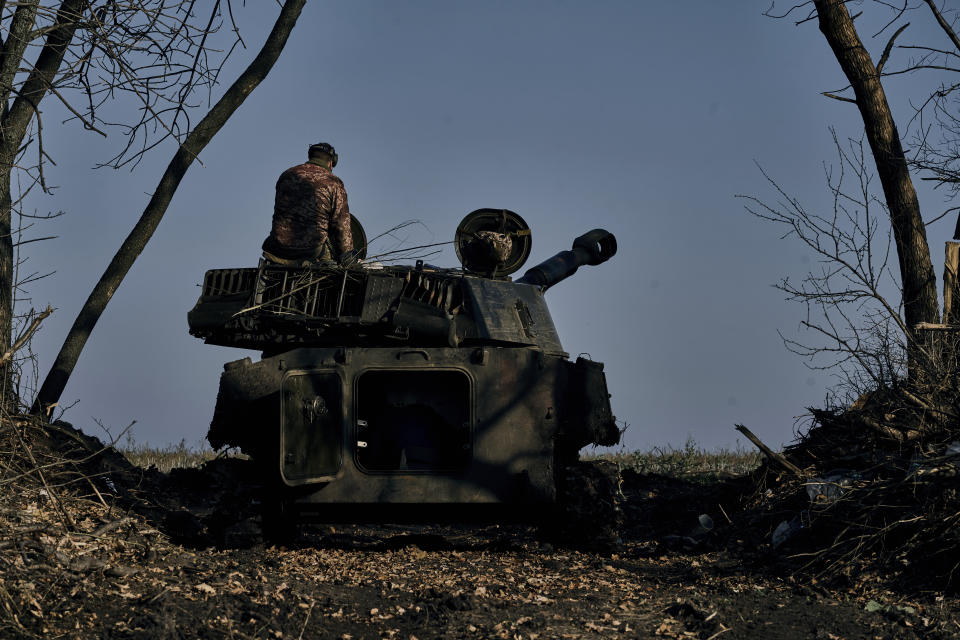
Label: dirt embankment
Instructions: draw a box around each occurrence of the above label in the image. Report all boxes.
[0,417,957,639]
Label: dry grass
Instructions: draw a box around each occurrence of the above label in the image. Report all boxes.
[118,436,762,479]
[117,437,218,473]
[585,437,762,481]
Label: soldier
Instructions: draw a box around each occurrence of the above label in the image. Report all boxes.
[261,142,354,265]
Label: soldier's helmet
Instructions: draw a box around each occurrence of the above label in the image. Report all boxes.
[309,142,338,168]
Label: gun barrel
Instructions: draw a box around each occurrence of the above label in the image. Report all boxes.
[516,229,616,290]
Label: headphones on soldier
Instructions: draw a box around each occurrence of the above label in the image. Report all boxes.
[308,142,338,167]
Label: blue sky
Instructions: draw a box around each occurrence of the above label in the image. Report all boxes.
[18,1,958,451]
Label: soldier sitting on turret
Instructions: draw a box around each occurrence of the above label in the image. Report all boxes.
[261,142,354,266]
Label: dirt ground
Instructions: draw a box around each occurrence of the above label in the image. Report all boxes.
[15,525,950,640]
[2,428,959,639]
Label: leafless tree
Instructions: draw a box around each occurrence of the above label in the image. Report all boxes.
[743,132,909,402]
[24,1,305,417]
[760,0,960,389]
[0,2,305,412]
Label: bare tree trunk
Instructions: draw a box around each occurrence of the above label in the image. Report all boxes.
[0,0,84,408]
[944,242,960,325]
[814,0,940,377]
[0,183,13,407]
[939,241,960,379]
[814,0,940,381]
[32,0,306,417]
[0,2,45,397]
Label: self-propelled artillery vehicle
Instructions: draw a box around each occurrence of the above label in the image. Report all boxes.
[187,209,619,535]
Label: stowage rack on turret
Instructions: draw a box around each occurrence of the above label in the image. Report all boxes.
[189,262,564,353]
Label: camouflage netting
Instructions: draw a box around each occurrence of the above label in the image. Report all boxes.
[472,231,513,264]
[740,384,960,590]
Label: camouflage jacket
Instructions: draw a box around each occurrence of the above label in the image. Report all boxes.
[262,162,354,260]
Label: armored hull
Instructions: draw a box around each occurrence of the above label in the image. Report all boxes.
[188,213,618,526]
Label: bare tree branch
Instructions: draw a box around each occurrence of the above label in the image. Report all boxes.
[0,305,50,367]
[823,91,858,104]
[876,22,909,73]
[923,0,960,54]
